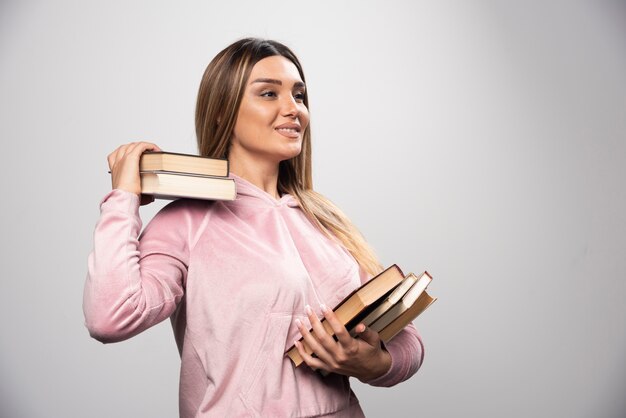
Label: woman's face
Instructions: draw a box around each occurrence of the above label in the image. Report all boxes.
[230,55,309,165]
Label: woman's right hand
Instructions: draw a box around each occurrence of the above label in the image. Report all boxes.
[107,141,162,205]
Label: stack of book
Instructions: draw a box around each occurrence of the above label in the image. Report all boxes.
[286,264,436,367]
[139,151,236,201]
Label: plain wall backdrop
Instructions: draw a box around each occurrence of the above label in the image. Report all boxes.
[1,1,625,417]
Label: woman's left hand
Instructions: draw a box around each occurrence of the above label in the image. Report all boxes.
[294,304,392,382]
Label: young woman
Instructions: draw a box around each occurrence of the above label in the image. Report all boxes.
[84,38,424,417]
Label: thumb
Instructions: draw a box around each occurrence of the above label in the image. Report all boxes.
[355,324,380,347]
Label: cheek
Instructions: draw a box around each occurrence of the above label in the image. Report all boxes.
[299,107,310,129]
[253,108,278,135]
[234,105,270,140]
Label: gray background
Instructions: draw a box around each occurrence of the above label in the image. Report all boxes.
[1,1,625,417]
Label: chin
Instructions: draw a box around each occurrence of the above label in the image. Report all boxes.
[279,152,302,163]
[277,144,302,161]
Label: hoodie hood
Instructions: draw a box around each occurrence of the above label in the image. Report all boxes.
[230,173,299,208]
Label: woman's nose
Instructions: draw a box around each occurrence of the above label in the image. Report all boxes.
[281,96,299,118]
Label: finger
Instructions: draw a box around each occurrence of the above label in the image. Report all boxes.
[111,142,160,171]
[305,305,338,352]
[108,142,143,194]
[354,324,381,348]
[320,304,353,347]
[127,142,162,161]
[112,143,132,170]
[107,149,117,170]
[293,340,328,373]
[295,317,334,366]
[131,141,160,152]
[123,141,140,155]
[108,144,128,170]
[123,142,146,161]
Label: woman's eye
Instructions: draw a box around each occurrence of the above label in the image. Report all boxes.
[294,92,305,101]
[260,90,276,98]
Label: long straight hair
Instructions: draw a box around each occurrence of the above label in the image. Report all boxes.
[195,38,382,276]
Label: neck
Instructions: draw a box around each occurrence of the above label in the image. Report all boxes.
[228,150,281,200]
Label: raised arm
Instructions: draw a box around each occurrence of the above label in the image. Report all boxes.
[83,142,188,343]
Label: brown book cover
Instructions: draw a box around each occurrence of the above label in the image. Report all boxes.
[368,272,432,333]
[286,264,406,366]
[353,273,421,334]
[286,266,436,367]
[377,290,436,341]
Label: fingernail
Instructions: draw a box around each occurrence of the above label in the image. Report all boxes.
[305,305,313,316]
[320,303,329,313]
[295,319,302,328]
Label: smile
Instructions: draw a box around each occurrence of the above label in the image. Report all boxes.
[275,127,301,138]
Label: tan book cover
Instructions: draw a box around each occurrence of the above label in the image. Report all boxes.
[286,267,436,367]
[368,272,432,333]
[140,151,229,177]
[351,272,420,335]
[377,290,437,342]
[140,172,236,201]
[286,264,405,366]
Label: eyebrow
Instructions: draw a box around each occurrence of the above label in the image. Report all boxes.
[251,78,306,89]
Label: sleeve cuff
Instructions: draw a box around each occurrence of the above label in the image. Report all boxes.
[100,189,140,216]
[363,326,424,387]
[363,341,408,387]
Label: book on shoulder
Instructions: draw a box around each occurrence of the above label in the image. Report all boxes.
[285,265,436,367]
[128,151,236,201]
[140,171,236,201]
[140,151,229,177]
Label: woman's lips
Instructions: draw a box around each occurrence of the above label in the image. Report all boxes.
[275,127,301,138]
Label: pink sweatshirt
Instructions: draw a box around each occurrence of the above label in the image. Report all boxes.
[84,174,424,417]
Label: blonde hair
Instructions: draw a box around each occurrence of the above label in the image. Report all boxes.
[195,38,382,276]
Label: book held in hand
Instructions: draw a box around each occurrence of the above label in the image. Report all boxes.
[376,288,436,342]
[140,172,236,201]
[285,265,437,367]
[137,151,236,201]
[140,151,229,177]
[368,272,435,340]
[352,272,421,335]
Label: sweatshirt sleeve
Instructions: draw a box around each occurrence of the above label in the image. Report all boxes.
[83,189,191,343]
[358,267,425,387]
[364,323,424,387]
